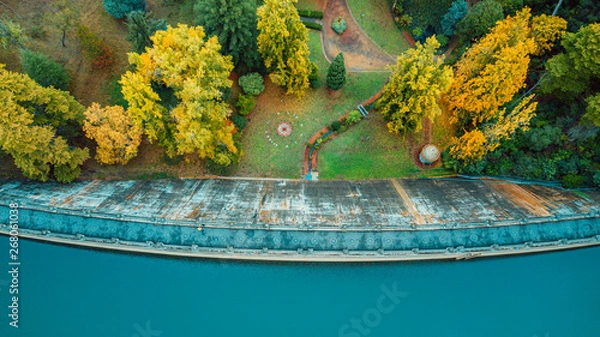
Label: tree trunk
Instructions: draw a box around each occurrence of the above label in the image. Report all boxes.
[61,30,66,47]
[552,0,565,16]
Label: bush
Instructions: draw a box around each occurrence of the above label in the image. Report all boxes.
[302,21,323,31]
[331,120,343,132]
[308,62,319,88]
[593,171,600,187]
[395,14,413,28]
[236,94,256,116]
[297,9,324,19]
[332,17,347,35]
[435,34,450,47]
[105,77,128,109]
[77,25,115,69]
[346,110,362,125]
[238,73,264,96]
[231,114,248,131]
[562,174,585,188]
[19,49,69,90]
[103,0,147,19]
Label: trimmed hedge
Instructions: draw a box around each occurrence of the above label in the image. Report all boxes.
[302,21,323,31]
[297,9,324,19]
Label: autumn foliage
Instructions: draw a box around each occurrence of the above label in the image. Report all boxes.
[447,9,564,163]
[83,103,142,165]
[120,24,238,166]
[77,25,115,70]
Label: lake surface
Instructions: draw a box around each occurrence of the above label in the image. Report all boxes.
[1,237,599,337]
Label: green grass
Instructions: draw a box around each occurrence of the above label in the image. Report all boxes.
[318,113,419,179]
[235,71,388,178]
[346,0,411,56]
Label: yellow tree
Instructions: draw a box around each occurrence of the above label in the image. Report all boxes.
[531,14,567,56]
[83,103,142,165]
[447,8,536,127]
[378,36,453,135]
[120,24,238,166]
[445,8,558,164]
[0,64,89,182]
[257,0,311,97]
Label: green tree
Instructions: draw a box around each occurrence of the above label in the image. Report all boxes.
[540,23,600,123]
[19,49,69,90]
[45,0,78,47]
[103,0,147,19]
[0,18,27,49]
[257,0,311,97]
[441,0,468,36]
[0,64,89,182]
[326,52,346,91]
[455,0,504,43]
[378,37,453,135]
[126,11,167,54]
[195,0,261,70]
[120,24,238,165]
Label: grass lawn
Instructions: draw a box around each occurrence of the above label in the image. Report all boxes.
[346,0,411,56]
[318,113,454,180]
[318,113,418,179]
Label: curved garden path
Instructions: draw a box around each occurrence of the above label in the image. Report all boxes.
[322,0,396,71]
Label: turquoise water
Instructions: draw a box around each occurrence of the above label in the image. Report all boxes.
[1,238,600,337]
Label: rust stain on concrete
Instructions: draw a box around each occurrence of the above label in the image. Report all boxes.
[489,183,553,217]
[390,179,425,225]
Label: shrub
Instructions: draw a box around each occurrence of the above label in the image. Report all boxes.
[77,25,115,69]
[332,17,347,35]
[105,77,128,109]
[593,171,600,187]
[231,114,248,131]
[346,110,362,125]
[238,73,264,96]
[331,120,343,132]
[326,52,346,90]
[297,9,324,19]
[395,14,412,28]
[562,174,585,188]
[103,0,147,19]
[435,34,450,47]
[302,21,323,31]
[236,94,256,116]
[308,62,320,88]
[19,49,69,90]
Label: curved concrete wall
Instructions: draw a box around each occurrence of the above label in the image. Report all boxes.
[1,178,599,261]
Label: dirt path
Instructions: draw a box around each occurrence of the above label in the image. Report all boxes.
[322,0,396,71]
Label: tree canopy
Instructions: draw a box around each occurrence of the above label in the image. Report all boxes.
[126,11,167,54]
[326,52,346,91]
[378,37,453,135]
[257,0,311,97]
[195,0,261,70]
[0,64,89,182]
[103,0,147,19]
[120,24,238,166]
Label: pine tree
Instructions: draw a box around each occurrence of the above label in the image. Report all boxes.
[326,52,346,91]
[103,0,147,19]
[257,0,311,97]
[126,11,167,54]
[195,0,261,70]
[120,24,238,166]
[378,37,453,135]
